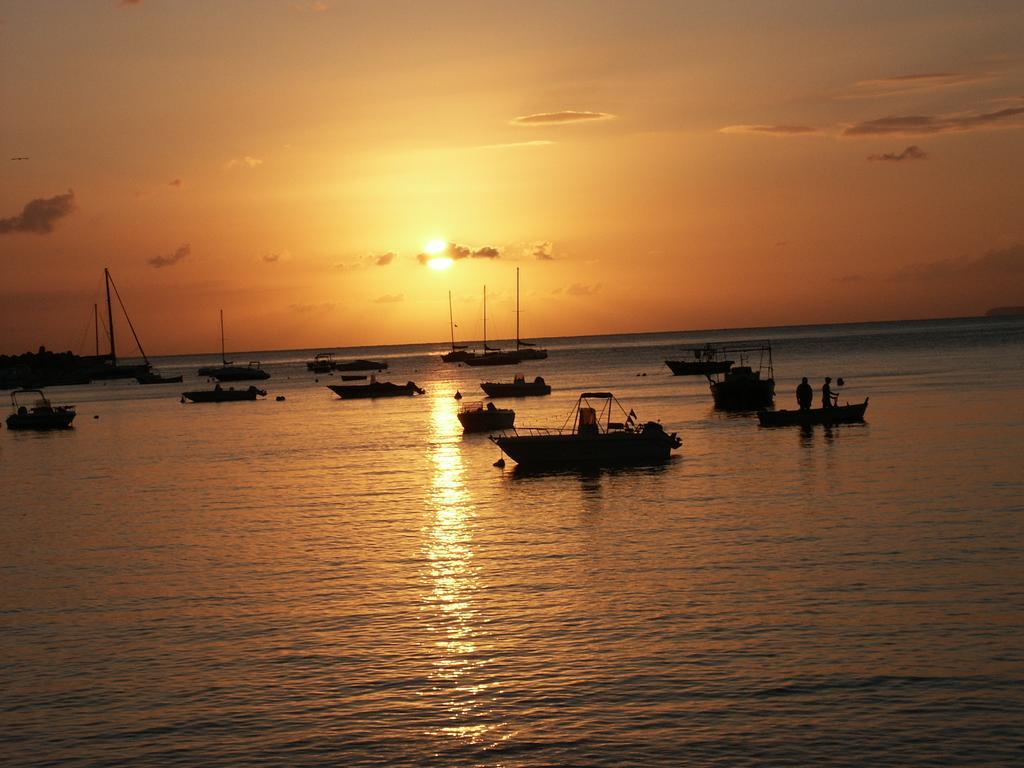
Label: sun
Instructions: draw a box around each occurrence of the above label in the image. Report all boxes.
[427,257,454,271]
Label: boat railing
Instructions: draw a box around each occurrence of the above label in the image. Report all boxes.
[498,426,563,437]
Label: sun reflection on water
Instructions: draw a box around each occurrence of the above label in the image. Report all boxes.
[421,394,511,748]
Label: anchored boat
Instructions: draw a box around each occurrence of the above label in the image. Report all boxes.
[182,385,267,403]
[491,392,681,467]
[327,377,424,399]
[665,344,733,376]
[6,389,76,429]
[705,341,775,410]
[457,401,515,433]
[758,399,869,427]
[480,375,551,398]
[197,310,271,382]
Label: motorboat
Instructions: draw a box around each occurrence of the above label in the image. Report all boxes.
[665,344,733,375]
[182,385,267,403]
[136,370,183,384]
[480,375,551,398]
[306,353,334,373]
[491,392,681,467]
[327,378,424,399]
[706,341,775,410]
[332,359,388,372]
[6,389,76,429]
[457,401,515,433]
[758,399,869,427]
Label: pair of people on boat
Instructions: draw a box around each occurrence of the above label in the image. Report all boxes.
[795,377,838,409]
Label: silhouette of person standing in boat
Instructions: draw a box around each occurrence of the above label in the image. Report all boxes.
[822,377,838,409]
[796,377,813,410]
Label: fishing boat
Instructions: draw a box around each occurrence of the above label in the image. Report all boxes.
[491,392,681,467]
[758,399,869,427]
[306,353,334,373]
[508,268,548,361]
[327,377,424,399]
[456,401,515,433]
[462,285,522,367]
[196,310,271,382]
[665,344,733,376]
[706,341,775,410]
[182,384,267,403]
[440,291,474,363]
[86,268,153,380]
[6,389,76,429]
[332,359,388,372]
[480,375,551,398]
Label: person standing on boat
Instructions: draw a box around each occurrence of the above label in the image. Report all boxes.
[796,377,813,410]
[821,377,838,409]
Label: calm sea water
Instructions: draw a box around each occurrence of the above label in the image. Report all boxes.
[2,317,1022,767]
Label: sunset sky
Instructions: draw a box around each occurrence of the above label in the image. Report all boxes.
[2,0,1023,356]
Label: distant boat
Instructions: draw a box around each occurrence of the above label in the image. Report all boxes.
[197,310,271,382]
[457,401,515,433]
[758,399,869,427]
[441,291,474,363]
[665,344,733,376]
[306,353,334,373]
[6,389,76,430]
[87,268,153,381]
[332,359,388,372]
[462,285,522,367]
[182,385,267,403]
[508,268,548,361]
[136,371,184,385]
[480,375,551,398]
[491,392,681,467]
[327,377,424,399]
[706,341,775,410]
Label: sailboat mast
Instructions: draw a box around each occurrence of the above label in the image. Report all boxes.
[516,267,520,351]
[483,285,487,351]
[220,309,226,364]
[449,291,455,351]
[104,267,116,364]
[94,303,99,357]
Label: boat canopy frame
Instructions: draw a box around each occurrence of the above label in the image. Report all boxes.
[700,340,774,380]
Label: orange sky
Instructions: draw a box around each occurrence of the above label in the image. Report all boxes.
[2,1,1023,356]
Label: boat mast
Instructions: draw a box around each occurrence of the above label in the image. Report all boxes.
[94,303,99,357]
[516,267,520,352]
[104,267,117,365]
[220,309,227,364]
[483,285,487,353]
[449,291,455,352]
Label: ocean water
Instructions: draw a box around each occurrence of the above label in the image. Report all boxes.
[2,316,1022,767]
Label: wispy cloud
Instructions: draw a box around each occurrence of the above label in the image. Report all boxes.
[148,243,190,269]
[416,242,501,265]
[867,145,928,162]
[335,251,397,270]
[375,251,395,266]
[844,72,993,100]
[472,140,555,150]
[373,293,403,304]
[566,282,601,296]
[262,250,290,263]
[289,302,335,313]
[225,156,263,169]
[893,243,1024,281]
[844,106,1024,136]
[0,190,76,235]
[532,241,553,260]
[719,124,819,136]
[512,110,614,126]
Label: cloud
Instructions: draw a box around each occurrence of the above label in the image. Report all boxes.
[0,190,76,234]
[289,302,335,313]
[844,106,1024,136]
[512,110,614,126]
[375,251,395,266]
[147,243,190,269]
[168,178,182,187]
[335,251,396,270]
[566,282,601,296]
[867,145,928,162]
[532,241,553,260]
[719,124,819,135]
[373,293,404,304]
[472,140,555,150]
[894,243,1024,282]
[416,242,501,265]
[844,72,993,99]
[225,156,264,169]
[262,250,290,263]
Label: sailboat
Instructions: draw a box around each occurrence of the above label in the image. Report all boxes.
[509,267,548,361]
[87,268,154,381]
[440,290,473,363]
[463,285,520,367]
[196,310,270,381]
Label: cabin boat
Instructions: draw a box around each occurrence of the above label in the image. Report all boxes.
[307,353,334,373]
[327,377,424,399]
[480,375,551,398]
[491,392,681,467]
[6,389,76,429]
[705,341,775,410]
[182,385,267,403]
[665,344,733,376]
[758,399,869,427]
[457,401,515,433]
[332,359,388,372]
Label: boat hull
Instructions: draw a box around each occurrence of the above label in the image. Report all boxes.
[480,382,551,397]
[457,407,515,432]
[665,359,733,376]
[182,387,265,403]
[333,360,387,372]
[493,430,678,467]
[208,366,271,382]
[463,353,520,367]
[137,373,183,384]
[758,399,869,427]
[6,410,76,429]
[327,382,424,399]
[710,378,775,410]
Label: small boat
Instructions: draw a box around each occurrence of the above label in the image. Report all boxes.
[457,401,515,433]
[306,353,334,373]
[461,285,521,367]
[491,392,681,467]
[706,341,775,410]
[197,311,271,381]
[136,370,184,384]
[480,375,551,398]
[6,389,76,429]
[332,359,388,372]
[327,378,424,399]
[86,269,153,381]
[758,399,869,427]
[665,344,733,376]
[182,385,267,403]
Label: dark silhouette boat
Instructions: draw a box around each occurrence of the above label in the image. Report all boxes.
[491,392,681,467]
[136,370,183,384]
[480,375,551,398]
[182,384,267,403]
[327,378,424,399]
[706,341,775,410]
[441,290,474,363]
[197,311,271,382]
[758,399,869,427]
[332,359,388,372]
[461,285,522,367]
[306,353,334,372]
[457,401,515,432]
[6,389,76,429]
[665,344,733,376]
[86,268,153,381]
[508,268,548,361]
